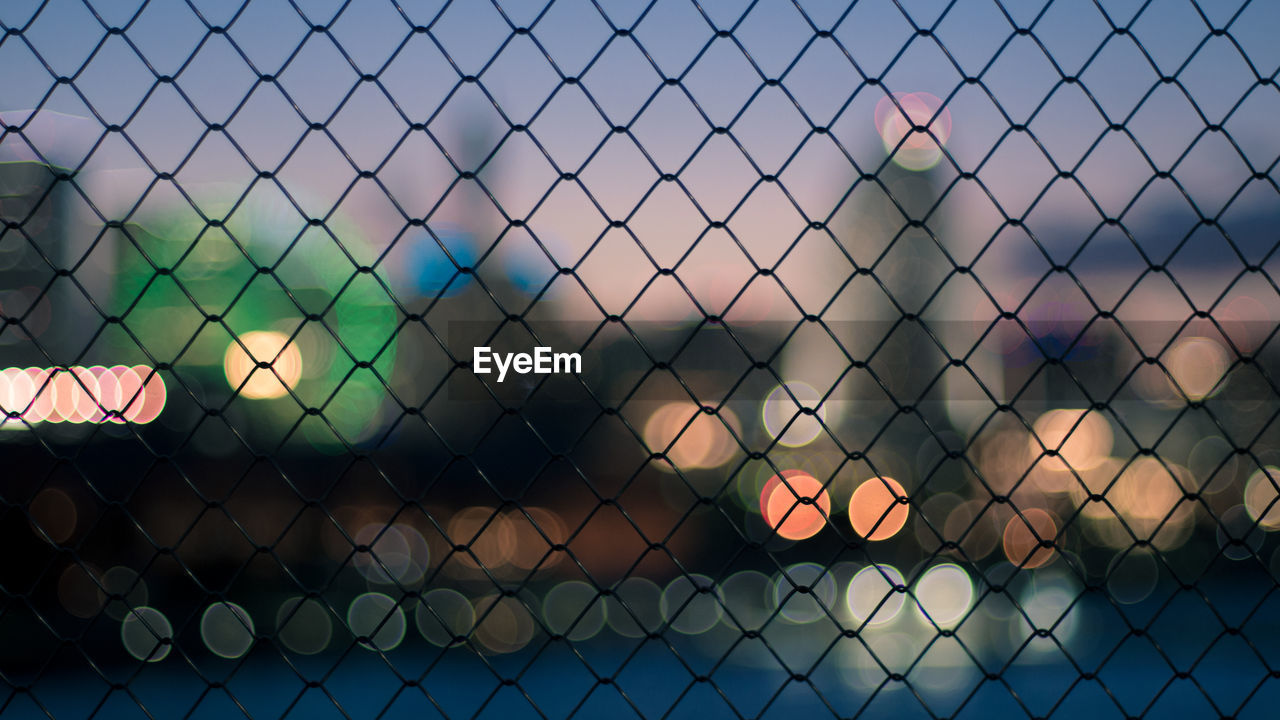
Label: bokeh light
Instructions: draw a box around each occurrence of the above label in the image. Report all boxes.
[1017,584,1079,649]
[848,477,909,541]
[447,507,516,571]
[347,592,407,652]
[223,330,303,400]
[400,227,476,298]
[762,382,828,448]
[505,507,567,571]
[543,581,606,641]
[28,488,76,544]
[1066,458,1125,520]
[1217,505,1265,561]
[121,607,173,662]
[416,588,474,647]
[660,574,723,635]
[759,469,831,541]
[473,594,536,654]
[942,499,1003,560]
[276,597,332,655]
[125,366,166,424]
[102,566,149,622]
[1106,548,1159,604]
[1031,409,1113,474]
[1105,458,1195,550]
[1243,466,1280,530]
[874,92,952,171]
[0,365,164,424]
[912,564,973,629]
[1166,337,1230,401]
[643,402,740,471]
[846,565,906,626]
[772,563,837,624]
[1187,436,1238,496]
[605,577,663,639]
[1002,508,1058,569]
[57,563,105,619]
[974,428,1035,494]
[719,570,773,632]
[353,523,430,585]
[51,367,98,423]
[200,602,255,659]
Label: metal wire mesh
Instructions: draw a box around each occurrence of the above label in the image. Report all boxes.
[2,0,1280,717]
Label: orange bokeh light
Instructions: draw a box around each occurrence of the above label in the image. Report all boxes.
[447,506,517,570]
[1002,508,1057,569]
[849,477,910,541]
[760,470,831,541]
[224,330,303,400]
[643,402,739,471]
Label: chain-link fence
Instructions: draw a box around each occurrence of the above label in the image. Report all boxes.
[2,0,1280,717]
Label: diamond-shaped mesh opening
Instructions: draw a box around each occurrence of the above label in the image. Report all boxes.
[2,0,1280,718]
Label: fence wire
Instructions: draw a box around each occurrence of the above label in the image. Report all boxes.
[2,0,1280,718]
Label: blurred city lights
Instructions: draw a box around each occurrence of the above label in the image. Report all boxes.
[759,469,831,541]
[846,565,906,627]
[223,330,303,400]
[643,402,740,471]
[1243,466,1280,530]
[1106,458,1195,550]
[27,488,76,544]
[874,92,952,172]
[718,571,773,632]
[276,597,333,656]
[543,581,607,641]
[1166,337,1230,401]
[353,523,430,586]
[347,592,407,652]
[762,382,828,447]
[912,564,973,629]
[1105,548,1160,605]
[1030,409,1113,475]
[848,477,910,541]
[57,563,104,619]
[0,365,164,425]
[472,594,536,654]
[605,577,663,639]
[200,602,255,659]
[399,227,476,298]
[447,507,516,571]
[102,566,148,622]
[1017,584,1080,649]
[942,499,1002,560]
[504,507,567,571]
[772,563,837,624]
[120,607,173,662]
[1217,505,1265,560]
[660,573,723,635]
[1002,509,1058,569]
[416,588,475,647]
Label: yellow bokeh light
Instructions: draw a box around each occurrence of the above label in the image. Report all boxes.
[1167,337,1229,401]
[1031,409,1113,474]
[223,331,303,400]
